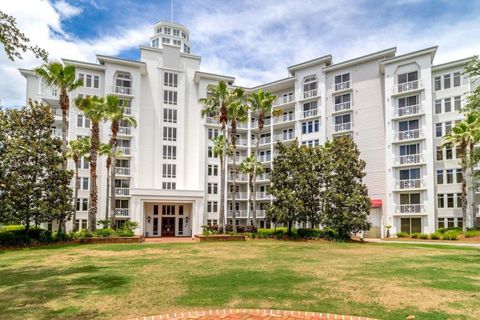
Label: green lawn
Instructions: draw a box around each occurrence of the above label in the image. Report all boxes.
[0,240,479,320]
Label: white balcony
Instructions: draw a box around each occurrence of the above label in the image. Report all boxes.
[237,122,248,129]
[112,86,133,96]
[117,147,131,156]
[256,173,270,181]
[395,80,421,94]
[227,174,248,182]
[302,108,318,118]
[274,131,295,142]
[52,108,62,117]
[257,136,271,145]
[257,155,272,163]
[252,118,272,128]
[395,129,422,142]
[255,210,266,218]
[394,104,422,118]
[274,113,295,124]
[115,208,130,217]
[333,101,351,113]
[124,107,132,115]
[395,154,424,166]
[227,210,248,218]
[275,95,295,106]
[227,192,248,200]
[303,89,318,99]
[235,138,248,146]
[395,179,423,190]
[227,156,246,164]
[118,127,132,135]
[333,81,351,92]
[256,191,269,199]
[334,122,352,133]
[42,86,58,99]
[51,128,62,138]
[206,117,220,125]
[395,204,424,214]
[115,167,131,176]
[115,187,130,196]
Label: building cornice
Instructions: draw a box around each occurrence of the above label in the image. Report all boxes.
[62,58,106,71]
[194,71,235,84]
[18,68,36,78]
[288,55,332,75]
[96,55,147,74]
[432,56,475,72]
[324,47,396,72]
[140,45,201,61]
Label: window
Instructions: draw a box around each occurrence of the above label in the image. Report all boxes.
[151,38,159,48]
[162,164,176,178]
[163,145,176,160]
[398,71,418,84]
[437,218,445,229]
[81,177,89,190]
[457,217,463,228]
[78,73,100,89]
[334,93,351,111]
[164,90,178,105]
[163,108,177,123]
[334,73,350,90]
[164,72,178,87]
[208,128,219,139]
[207,201,218,213]
[79,157,89,169]
[173,39,181,46]
[162,37,170,44]
[183,44,190,54]
[208,146,214,158]
[437,194,444,208]
[435,100,442,114]
[76,198,88,211]
[434,76,441,90]
[208,165,218,176]
[77,114,90,128]
[454,96,461,111]
[457,193,462,208]
[447,217,455,227]
[445,146,453,159]
[446,169,454,183]
[303,101,318,117]
[435,123,442,137]
[302,139,320,147]
[456,169,463,183]
[162,182,176,190]
[444,98,451,113]
[455,146,462,159]
[163,127,177,141]
[207,183,218,194]
[164,27,171,34]
[453,72,461,87]
[301,120,319,134]
[446,194,454,208]
[303,76,317,97]
[162,205,175,215]
[400,217,421,234]
[334,114,351,131]
[173,29,180,36]
[443,74,451,89]
[399,119,419,132]
[445,121,452,136]
[436,170,443,184]
[436,147,443,161]
[115,72,132,89]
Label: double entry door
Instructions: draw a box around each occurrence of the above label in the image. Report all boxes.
[152,217,176,237]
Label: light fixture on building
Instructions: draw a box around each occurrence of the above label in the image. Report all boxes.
[147,216,151,223]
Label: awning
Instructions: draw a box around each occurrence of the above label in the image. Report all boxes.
[370,199,382,208]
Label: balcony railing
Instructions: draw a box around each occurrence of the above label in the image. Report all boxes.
[394,104,422,117]
[395,154,423,165]
[227,174,248,182]
[119,127,132,135]
[274,113,295,124]
[334,122,352,132]
[258,136,271,145]
[252,118,272,128]
[333,81,351,92]
[235,138,248,146]
[115,187,130,196]
[275,95,294,106]
[115,208,130,217]
[227,156,246,163]
[395,80,420,94]
[396,179,422,190]
[227,210,248,218]
[275,131,295,142]
[112,86,133,95]
[227,192,248,200]
[52,108,62,117]
[124,107,132,115]
[257,155,272,163]
[333,101,351,113]
[303,89,318,99]
[115,167,131,176]
[396,204,424,214]
[42,87,58,98]
[256,173,270,181]
[256,191,269,199]
[302,108,318,118]
[395,129,422,141]
[51,128,62,138]
[255,210,266,218]
[206,117,220,125]
[117,147,131,156]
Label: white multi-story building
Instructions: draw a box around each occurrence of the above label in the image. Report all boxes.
[19,21,478,237]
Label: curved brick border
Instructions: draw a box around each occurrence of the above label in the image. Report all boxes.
[130,309,377,320]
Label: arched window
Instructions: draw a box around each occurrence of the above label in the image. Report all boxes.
[114,72,132,94]
[303,75,318,98]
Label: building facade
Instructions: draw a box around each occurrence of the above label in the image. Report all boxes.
[20,21,478,237]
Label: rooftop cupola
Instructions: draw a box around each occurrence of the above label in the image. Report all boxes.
[150,21,191,54]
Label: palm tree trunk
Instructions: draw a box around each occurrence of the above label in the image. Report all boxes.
[231,121,238,233]
[72,160,79,231]
[88,122,99,232]
[246,172,252,227]
[110,123,119,229]
[469,143,477,229]
[252,131,261,229]
[105,163,110,221]
[219,153,225,233]
[60,89,69,171]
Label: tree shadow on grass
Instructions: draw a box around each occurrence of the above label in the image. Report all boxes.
[0,264,130,319]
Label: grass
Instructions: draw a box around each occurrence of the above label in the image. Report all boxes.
[0,241,480,320]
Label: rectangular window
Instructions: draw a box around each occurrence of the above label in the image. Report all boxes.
[435,100,442,114]
[454,96,461,111]
[163,145,176,160]
[457,193,462,208]
[435,123,442,137]
[434,76,441,90]
[163,108,177,123]
[436,147,443,161]
[81,177,89,190]
[444,98,451,113]
[447,194,454,208]
[447,217,455,227]
[453,72,461,87]
[444,74,451,89]
[164,72,178,87]
[163,90,178,105]
[162,164,176,178]
[456,169,463,183]
[162,182,176,190]
[93,75,99,88]
[446,147,453,160]
[207,183,218,194]
[86,75,92,87]
[446,169,454,184]
[457,217,463,228]
[302,120,319,134]
[207,201,218,213]
[437,218,445,229]
[208,146,214,158]
[208,164,218,176]
[436,170,443,184]
[445,121,452,136]
[163,127,177,141]
[208,128,219,139]
[437,194,444,208]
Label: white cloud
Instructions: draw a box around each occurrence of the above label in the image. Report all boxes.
[53,0,82,19]
[0,0,149,107]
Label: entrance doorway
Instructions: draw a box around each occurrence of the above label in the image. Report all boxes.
[364,208,381,238]
[400,217,421,234]
[162,217,175,237]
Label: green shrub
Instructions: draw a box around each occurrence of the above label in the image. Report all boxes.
[442,230,459,240]
[320,227,339,241]
[437,227,461,234]
[52,231,70,242]
[430,232,442,240]
[410,232,421,238]
[297,228,323,239]
[418,233,429,239]
[465,230,480,238]
[0,225,25,232]
[0,225,53,247]
[116,228,134,237]
[253,227,291,239]
[93,228,116,237]
[396,232,409,238]
[75,229,93,238]
[123,221,139,232]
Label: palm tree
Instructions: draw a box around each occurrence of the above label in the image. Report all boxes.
[444,113,480,231]
[199,81,230,233]
[35,62,83,171]
[247,90,278,228]
[66,137,90,231]
[104,95,137,228]
[75,96,106,231]
[226,89,248,232]
[239,155,264,227]
[211,135,232,232]
[98,143,122,224]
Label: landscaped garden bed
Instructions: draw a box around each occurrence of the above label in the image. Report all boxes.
[391,228,480,242]
[195,234,245,241]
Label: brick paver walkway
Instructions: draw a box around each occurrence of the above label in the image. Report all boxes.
[130,309,377,320]
[144,237,196,243]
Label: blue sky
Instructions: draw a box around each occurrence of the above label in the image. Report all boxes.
[1,0,480,107]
